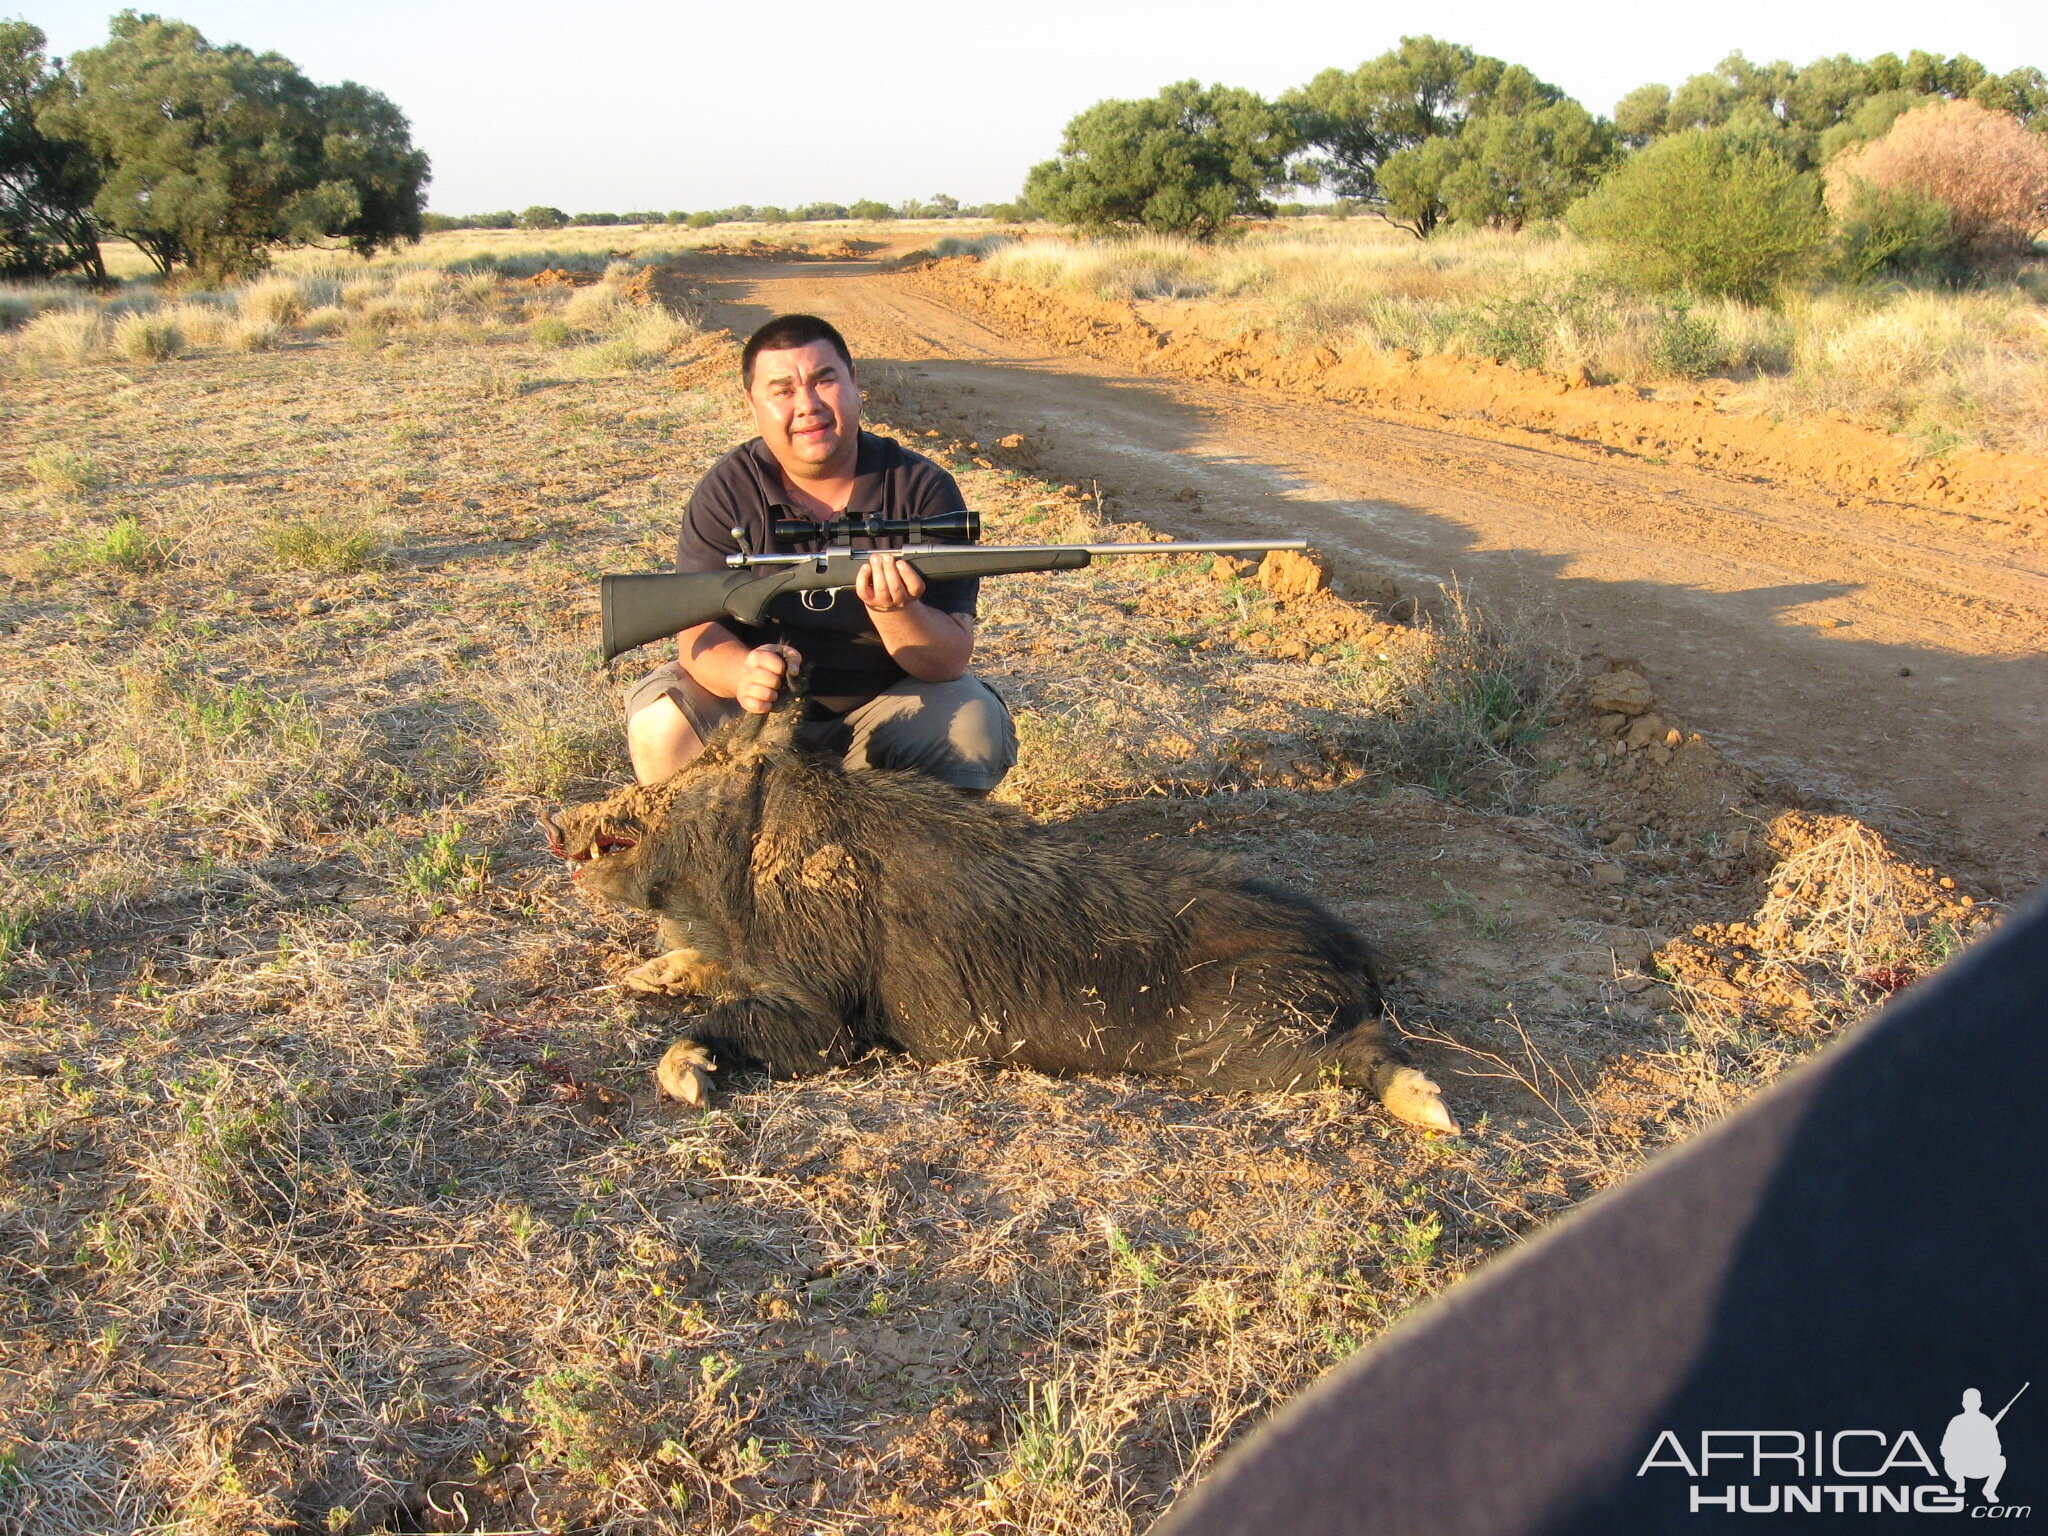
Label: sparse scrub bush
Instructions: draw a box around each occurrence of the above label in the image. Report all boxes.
[530,315,573,348]
[984,220,2037,444]
[26,448,105,496]
[265,511,382,573]
[1650,304,1730,378]
[111,310,182,361]
[1358,583,1572,807]
[161,297,234,346]
[1568,126,1825,301]
[1828,98,2048,257]
[0,284,88,330]
[301,303,348,335]
[566,310,696,373]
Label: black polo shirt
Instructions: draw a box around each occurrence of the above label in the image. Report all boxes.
[675,432,978,696]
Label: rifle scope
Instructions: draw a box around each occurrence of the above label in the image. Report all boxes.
[770,508,980,545]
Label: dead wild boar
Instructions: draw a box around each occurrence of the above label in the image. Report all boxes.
[543,701,1457,1133]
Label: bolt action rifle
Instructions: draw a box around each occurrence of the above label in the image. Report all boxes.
[598,508,1309,663]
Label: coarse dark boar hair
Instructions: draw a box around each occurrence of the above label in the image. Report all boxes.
[543,701,1457,1132]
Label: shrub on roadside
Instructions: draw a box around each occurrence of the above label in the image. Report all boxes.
[1568,126,1825,302]
[1650,304,1730,378]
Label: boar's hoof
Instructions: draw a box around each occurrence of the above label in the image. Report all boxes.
[622,947,719,996]
[656,1039,717,1108]
[1381,1066,1460,1135]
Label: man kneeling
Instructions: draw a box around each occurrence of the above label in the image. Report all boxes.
[621,312,1015,991]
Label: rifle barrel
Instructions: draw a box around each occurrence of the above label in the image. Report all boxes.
[726,538,1307,568]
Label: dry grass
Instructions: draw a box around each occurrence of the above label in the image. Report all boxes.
[985,222,2048,452]
[0,268,2002,1534]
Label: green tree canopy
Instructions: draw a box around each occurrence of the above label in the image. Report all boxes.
[1284,36,1490,203]
[1,21,103,280]
[1567,123,1824,301]
[41,10,427,279]
[1023,80,1300,239]
[1616,49,2046,169]
[1287,39,1612,235]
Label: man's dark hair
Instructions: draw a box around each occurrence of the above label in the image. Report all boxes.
[741,313,855,388]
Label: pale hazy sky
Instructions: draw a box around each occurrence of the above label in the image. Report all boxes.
[24,1,2048,213]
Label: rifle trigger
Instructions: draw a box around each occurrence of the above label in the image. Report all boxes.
[800,586,843,612]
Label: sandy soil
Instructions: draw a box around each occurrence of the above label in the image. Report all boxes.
[658,257,2046,897]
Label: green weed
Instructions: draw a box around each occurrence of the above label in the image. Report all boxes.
[266,511,382,573]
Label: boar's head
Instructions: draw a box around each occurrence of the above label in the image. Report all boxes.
[540,700,804,912]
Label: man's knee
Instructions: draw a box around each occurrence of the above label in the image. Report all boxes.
[627,695,704,785]
[849,675,1017,789]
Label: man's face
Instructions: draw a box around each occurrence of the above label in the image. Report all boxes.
[746,339,860,479]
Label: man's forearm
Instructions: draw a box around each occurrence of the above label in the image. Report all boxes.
[871,602,973,682]
[676,621,761,697]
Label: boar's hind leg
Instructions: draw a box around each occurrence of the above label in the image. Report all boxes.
[1181,1015,1459,1134]
[656,990,861,1105]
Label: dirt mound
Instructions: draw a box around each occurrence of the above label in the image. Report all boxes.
[685,238,867,262]
[1655,812,1994,1032]
[526,267,599,289]
[914,260,2046,545]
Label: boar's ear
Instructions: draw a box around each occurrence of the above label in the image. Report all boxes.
[722,696,804,762]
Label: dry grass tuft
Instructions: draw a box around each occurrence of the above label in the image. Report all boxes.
[1752,818,1917,969]
[110,311,182,363]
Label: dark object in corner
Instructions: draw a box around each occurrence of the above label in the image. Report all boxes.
[1155,886,2048,1536]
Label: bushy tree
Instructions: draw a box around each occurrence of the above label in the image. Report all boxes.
[1421,99,1615,232]
[1827,98,2048,255]
[41,11,427,279]
[1289,40,1612,235]
[1023,80,1299,239]
[0,21,104,280]
[519,205,567,229]
[847,198,891,220]
[1567,124,1824,301]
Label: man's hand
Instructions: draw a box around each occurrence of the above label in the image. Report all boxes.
[735,643,803,713]
[856,551,927,613]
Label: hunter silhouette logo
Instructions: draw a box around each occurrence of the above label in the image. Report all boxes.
[1944,1384,2027,1505]
[1636,1382,2032,1516]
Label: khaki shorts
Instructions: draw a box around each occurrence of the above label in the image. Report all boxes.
[624,664,1018,791]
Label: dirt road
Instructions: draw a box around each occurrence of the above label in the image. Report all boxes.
[669,258,2048,892]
